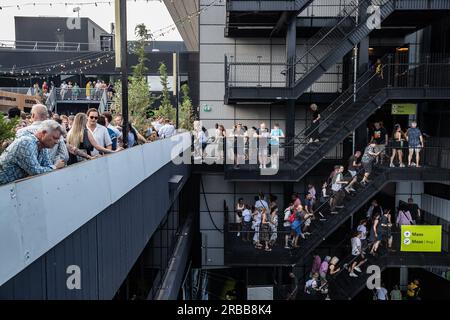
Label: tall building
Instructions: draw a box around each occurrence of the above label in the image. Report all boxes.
[2,1,450,300]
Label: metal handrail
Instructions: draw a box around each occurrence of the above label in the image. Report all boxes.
[286,53,450,158]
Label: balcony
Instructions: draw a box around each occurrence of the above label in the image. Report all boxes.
[0,133,191,288]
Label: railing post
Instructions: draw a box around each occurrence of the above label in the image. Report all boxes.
[387,54,392,87]
[257,55,262,87]
[425,55,430,87]
[224,55,228,93]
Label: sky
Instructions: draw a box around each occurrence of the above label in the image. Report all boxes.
[0,0,183,41]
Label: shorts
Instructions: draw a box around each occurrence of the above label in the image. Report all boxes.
[409,146,421,153]
[291,220,302,236]
[243,221,252,232]
[283,225,291,233]
[375,144,385,153]
[352,254,365,264]
[362,161,372,174]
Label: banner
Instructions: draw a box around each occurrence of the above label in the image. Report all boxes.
[401,225,442,252]
[392,103,417,115]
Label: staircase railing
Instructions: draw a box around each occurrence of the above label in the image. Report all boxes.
[288,53,450,157]
[45,87,57,112]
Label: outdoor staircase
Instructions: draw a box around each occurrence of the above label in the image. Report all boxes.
[225,0,450,102]
[224,165,450,266]
[224,54,450,181]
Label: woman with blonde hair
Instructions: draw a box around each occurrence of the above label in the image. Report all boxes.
[67,113,118,163]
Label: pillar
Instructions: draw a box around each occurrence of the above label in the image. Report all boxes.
[285,16,297,161]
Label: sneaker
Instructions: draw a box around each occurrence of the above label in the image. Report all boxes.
[349,272,358,278]
[284,245,290,249]
[237,232,240,237]
[354,266,362,273]
[300,234,306,239]
[399,163,405,167]
[390,163,395,167]
[259,164,263,169]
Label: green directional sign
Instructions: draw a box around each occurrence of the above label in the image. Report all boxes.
[392,103,417,115]
[401,225,442,252]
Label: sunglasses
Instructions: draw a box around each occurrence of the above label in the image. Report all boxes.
[90,116,98,120]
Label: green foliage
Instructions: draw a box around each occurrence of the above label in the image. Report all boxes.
[132,24,149,79]
[154,62,176,122]
[179,84,196,131]
[0,114,19,152]
[113,24,154,133]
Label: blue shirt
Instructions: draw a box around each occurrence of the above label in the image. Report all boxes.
[407,127,422,147]
[0,135,54,185]
[270,128,284,145]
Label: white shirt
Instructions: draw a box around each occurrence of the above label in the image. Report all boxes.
[158,124,176,138]
[152,121,163,132]
[88,124,112,156]
[351,237,362,256]
[255,199,269,211]
[242,209,252,222]
[377,287,388,300]
[331,173,343,192]
[357,225,367,240]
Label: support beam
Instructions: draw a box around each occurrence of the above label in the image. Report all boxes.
[285,16,296,160]
[355,1,370,152]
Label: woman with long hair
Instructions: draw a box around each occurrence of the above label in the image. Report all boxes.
[216,124,226,161]
[390,124,406,167]
[67,113,118,163]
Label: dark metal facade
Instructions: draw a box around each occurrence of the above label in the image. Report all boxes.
[0,161,191,300]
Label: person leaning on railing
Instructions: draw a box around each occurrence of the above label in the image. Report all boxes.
[66,113,120,165]
[0,120,66,185]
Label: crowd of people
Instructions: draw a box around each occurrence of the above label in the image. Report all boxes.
[23,80,115,102]
[194,121,285,169]
[0,104,177,185]
[299,196,424,299]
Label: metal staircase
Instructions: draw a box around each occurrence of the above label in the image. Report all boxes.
[224,53,450,181]
[227,0,314,12]
[225,0,450,102]
[224,163,450,266]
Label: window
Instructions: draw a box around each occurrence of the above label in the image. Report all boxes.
[93,28,95,39]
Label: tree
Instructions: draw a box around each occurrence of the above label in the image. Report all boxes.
[0,114,18,153]
[179,84,196,131]
[154,62,176,122]
[113,24,154,132]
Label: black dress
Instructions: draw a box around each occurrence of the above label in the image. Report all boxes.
[68,128,94,165]
[308,110,320,139]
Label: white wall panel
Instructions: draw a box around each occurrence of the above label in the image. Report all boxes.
[200,63,225,82]
[200,82,225,101]
[0,132,191,286]
[201,44,236,63]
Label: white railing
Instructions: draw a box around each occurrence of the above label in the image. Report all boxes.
[0,132,191,286]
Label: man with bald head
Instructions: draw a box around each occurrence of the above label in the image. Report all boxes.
[16,104,69,164]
